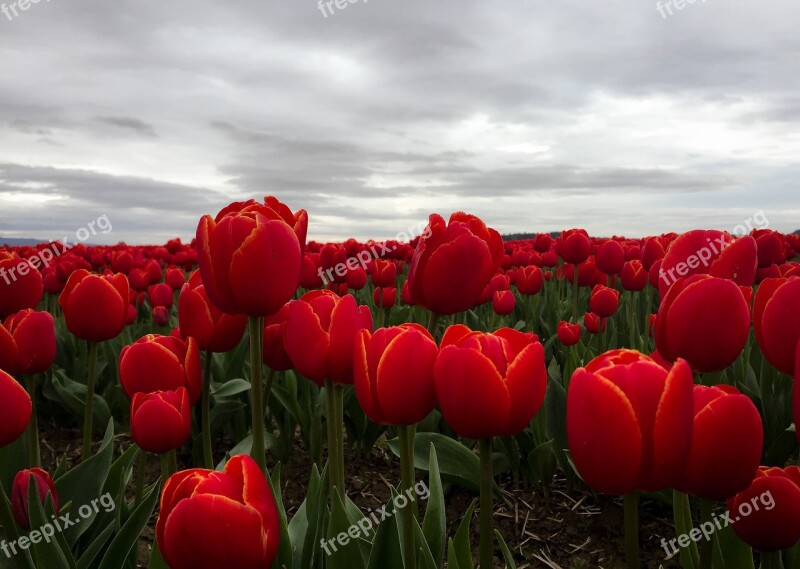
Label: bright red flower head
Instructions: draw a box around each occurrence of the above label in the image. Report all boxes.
[131,388,191,454]
[727,467,800,552]
[196,197,307,317]
[373,286,397,309]
[283,290,373,386]
[354,324,438,426]
[157,455,281,569]
[655,275,750,373]
[583,312,606,334]
[262,303,293,372]
[620,260,648,292]
[753,277,800,375]
[567,350,694,494]
[58,269,129,342]
[675,385,763,501]
[492,290,516,315]
[370,259,397,288]
[0,369,31,448]
[119,335,202,404]
[557,321,581,346]
[516,265,544,296]
[178,271,247,353]
[557,229,591,265]
[0,252,43,319]
[11,468,60,530]
[148,283,174,308]
[434,325,546,439]
[0,309,56,375]
[407,213,503,315]
[596,240,626,275]
[589,285,620,318]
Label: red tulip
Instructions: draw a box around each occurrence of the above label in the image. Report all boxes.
[262,303,293,372]
[407,213,503,315]
[157,455,280,569]
[0,369,31,448]
[557,321,581,346]
[655,275,750,373]
[131,388,191,454]
[641,237,666,271]
[370,259,397,288]
[0,252,43,319]
[148,283,174,308]
[583,312,606,334]
[119,335,202,404]
[196,197,307,316]
[354,324,438,425]
[753,277,800,375]
[492,290,515,315]
[11,468,60,530]
[620,260,648,291]
[557,229,591,265]
[0,309,56,375]
[516,266,544,295]
[178,271,247,353]
[675,385,763,501]
[373,287,397,309]
[434,326,546,439]
[589,285,620,318]
[596,240,625,275]
[795,343,800,445]
[283,290,373,386]
[727,467,800,551]
[59,269,129,342]
[165,267,186,290]
[567,350,694,494]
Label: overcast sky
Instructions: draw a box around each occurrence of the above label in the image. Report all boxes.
[1,0,798,245]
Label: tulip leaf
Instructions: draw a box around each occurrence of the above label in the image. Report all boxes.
[55,420,115,547]
[366,497,403,569]
[712,522,754,569]
[452,499,477,569]
[48,369,112,428]
[76,524,115,569]
[0,435,27,489]
[387,433,480,490]
[26,480,74,569]
[97,480,160,569]
[447,538,462,569]
[298,464,329,569]
[495,530,517,569]
[325,490,367,569]
[672,491,699,569]
[414,518,439,569]
[211,378,251,398]
[266,463,294,569]
[146,543,170,569]
[422,443,446,568]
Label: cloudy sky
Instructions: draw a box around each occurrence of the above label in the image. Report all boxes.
[1,0,798,245]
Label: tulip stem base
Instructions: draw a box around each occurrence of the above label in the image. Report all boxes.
[479,438,494,569]
[25,375,40,467]
[325,380,345,498]
[398,425,417,569]
[761,552,784,569]
[82,342,99,462]
[624,493,640,569]
[249,317,267,473]
[202,350,213,469]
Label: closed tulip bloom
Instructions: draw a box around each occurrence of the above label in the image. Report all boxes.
[407,213,503,315]
[434,325,547,439]
[299,253,324,289]
[584,312,606,334]
[753,277,800,375]
[589,285,620,318]
[659,230,757,296]
[153,306,170,327]
[196,197,307,317]
[354,324,438,425]
[596,240,626,275]
[131,388,191,454]
[567,350,694,494]
[284,290,373,386]
[11,468,60,530]
[58,269,129,342]
[655,275,750,373]
[373,286,397,309]
[0,370,31,448]
[727,467,800,552]
[557,321,581,346]
[178,271,247,353]
[795,344,800,445]
[0,309,56,375]
[149,283,174,308]
[370,259,397,288]
[675,385,763,501]
[345,266,368,290]
[556,229,591,265]
[157,455,280,569]
[492,290,515,315]
[0,252,43,319]
[516,265,544,295]
[620,260,648,291]
[641,237,666,271]
[754,230,787,267]
[165,267,186,290]
[119,335,202,404]
[401,280,415,306]
[262,303,293,372]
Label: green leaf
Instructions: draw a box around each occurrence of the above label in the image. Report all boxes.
[712,521,754,569]
[211,378,252,397]
[49,369,112,427]
[366,500,403,569]
[421,443,446,568]
[452,499,477,569]
[147,543,171,569]
[97,480,161,569]
[495,530,517,569]
[76,524,115,569]
[325,490,366,569]
[387,433,480,490]
[26,480,74,569]
[544,377,569,470]
[447,538,462,569]
[672,491,699,569]
[266,463,293,569]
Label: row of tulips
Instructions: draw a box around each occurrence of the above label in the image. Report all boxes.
[0,199,799,568]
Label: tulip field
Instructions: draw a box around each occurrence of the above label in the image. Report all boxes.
[2,198,800,569]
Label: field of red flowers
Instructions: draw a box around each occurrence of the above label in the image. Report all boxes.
[1,198,799,569]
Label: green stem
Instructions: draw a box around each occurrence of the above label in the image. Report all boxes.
[248,317,267,473]
[202,349,213,469]
[160,450,177,481]
[479,438,494,569]
[325,379,343,497]
[24,375,40,467]
[624,493,640,569]
[135,449,147,506]
[699,499,714,569]
[334,384,346,495]
[642,285,653,351]
[572,265,580,322]
[82,341,99,462]
[0,480,35,569]
[760,551,784,569]
[398,425,417,569]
